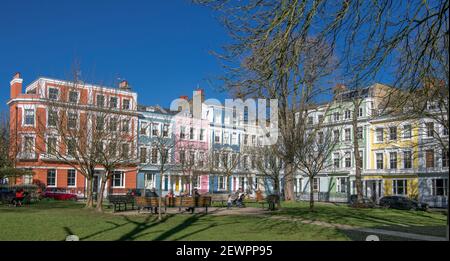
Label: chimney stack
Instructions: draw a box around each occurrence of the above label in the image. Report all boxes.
[119,80,130,90]
[10,72,23,99]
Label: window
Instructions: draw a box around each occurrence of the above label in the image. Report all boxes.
[231,132,237,144]
[376,153,383,169]
[180,127,186,139]
[151,148,158,164]
[218,176,226,190]
[47,137,57,155]
[403,125,412,139]
[198,151,204,167]
[109,97,118,108]
[47,169,56,186]
[24,109,35,126]
[318,115,324,123]
[179,150,186,164]
[251,155,256,169]
[48,110,57,127]
[95,141,104,157]
[403,151,412,169]
[357,127,363,140]
[152,124,159,136]
[443,126,449,136]
[48,88,59,100]
[336,177,348,193]
[426,122,434,137]
[214,153,220,168]
[308,116,313,125]
[358,107,363,117]
[67,139,76,157]
[389,152,397,169]
[122,99,130,110]
[223,132,229,144]
[111,171,124,187]
[442,150,449,168]
[96,95,105,107]
[189,151,195,166]
[334,130,340,142]
[140,147,147,163]
[163,124,169,137]
[69,91,78,103]
[345,153,351,168]
[109,118,118,132]
[96,116,104,130]
[162,149,169,164]
[242,155,248,169]
[345,128,351,141]
[333,112,340,122]
[108,142,117,157]
[244,134,248,145]
[344,110,351,119]
[121,120,129,133]
[376,128,384,142]
[252,135,256,146]
[214,133,220,143]
[432,179,448,196]
[189,127,194,140]
[313,178,319,192]
[333,153,340,168]
[357,150,363,169]
[67,112,77,129]
[199,129,205,141]
[67,169,76,187]
[389,126,397,141]
[426,149,435,168]
[393,180,408,195]
[23,136,34,154]
[121,143,129,158]
[318,132,324,144]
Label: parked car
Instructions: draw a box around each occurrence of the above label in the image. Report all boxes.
[379,196,428,211]
[42,188,78,201]
[349,194,376,208]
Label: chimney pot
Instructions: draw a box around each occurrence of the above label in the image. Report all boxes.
[180,95,189,100]
[13,72,21,79]
[119,80,129,89]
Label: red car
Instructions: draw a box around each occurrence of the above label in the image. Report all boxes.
[43,188,78,201]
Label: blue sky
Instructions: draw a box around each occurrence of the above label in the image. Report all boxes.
[0,0,229,112]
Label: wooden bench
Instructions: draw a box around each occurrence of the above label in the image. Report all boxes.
[108,195,135,212]
[210,194,229,207]
[135,197,165,213]
[173,196,211,213]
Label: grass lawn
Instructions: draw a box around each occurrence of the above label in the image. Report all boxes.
[0,200,347,241]
[0,200,446,240]
[270,201,447,237]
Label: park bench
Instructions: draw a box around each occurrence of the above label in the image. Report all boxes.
[136,196,211,214]
[136,197,164,213]
[108,195,135,212]
[210,194,229,207]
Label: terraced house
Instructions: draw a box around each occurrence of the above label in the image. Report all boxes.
[8,73,139,197]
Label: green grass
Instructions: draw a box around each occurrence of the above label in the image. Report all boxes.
[272,201,447,237]
[1,200,446,240]
[0,201,348,241]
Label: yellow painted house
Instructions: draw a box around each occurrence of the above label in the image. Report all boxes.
[366,117,420,199]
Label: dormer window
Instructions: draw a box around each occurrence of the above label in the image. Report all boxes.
[69,91,79,103]
[49,88,59,100]
[122,99,130,110]
[110,97,118,108]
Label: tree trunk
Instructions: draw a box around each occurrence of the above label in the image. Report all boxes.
[158,170,163,220]
[274,178,282,209]
[353,101,364,205]
[309,176,315,211]
[85,177,94,208]
[96,174,108,212]
[284,162,295,201]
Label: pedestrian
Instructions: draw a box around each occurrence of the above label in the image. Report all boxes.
[227,194,233,209]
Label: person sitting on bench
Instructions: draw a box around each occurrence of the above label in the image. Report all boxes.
[186,189,200,213]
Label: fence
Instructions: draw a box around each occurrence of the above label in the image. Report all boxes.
[296,192,349,203]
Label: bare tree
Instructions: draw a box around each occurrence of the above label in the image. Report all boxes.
[207,146,240,193]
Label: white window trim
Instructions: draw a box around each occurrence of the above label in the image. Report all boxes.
[111,171,126,188]
[48,87,60,101]
[375,127,384,143]
[23,108,36,127]
[47,169,57,188]
[67,169,77,188]
[68,90,80,103]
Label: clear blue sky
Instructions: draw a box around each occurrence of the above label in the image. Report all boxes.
[0,0,229,112]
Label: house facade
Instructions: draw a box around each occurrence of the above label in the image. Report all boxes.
[7,73,139,196]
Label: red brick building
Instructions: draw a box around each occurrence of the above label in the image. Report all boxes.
[7,73,139,196]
